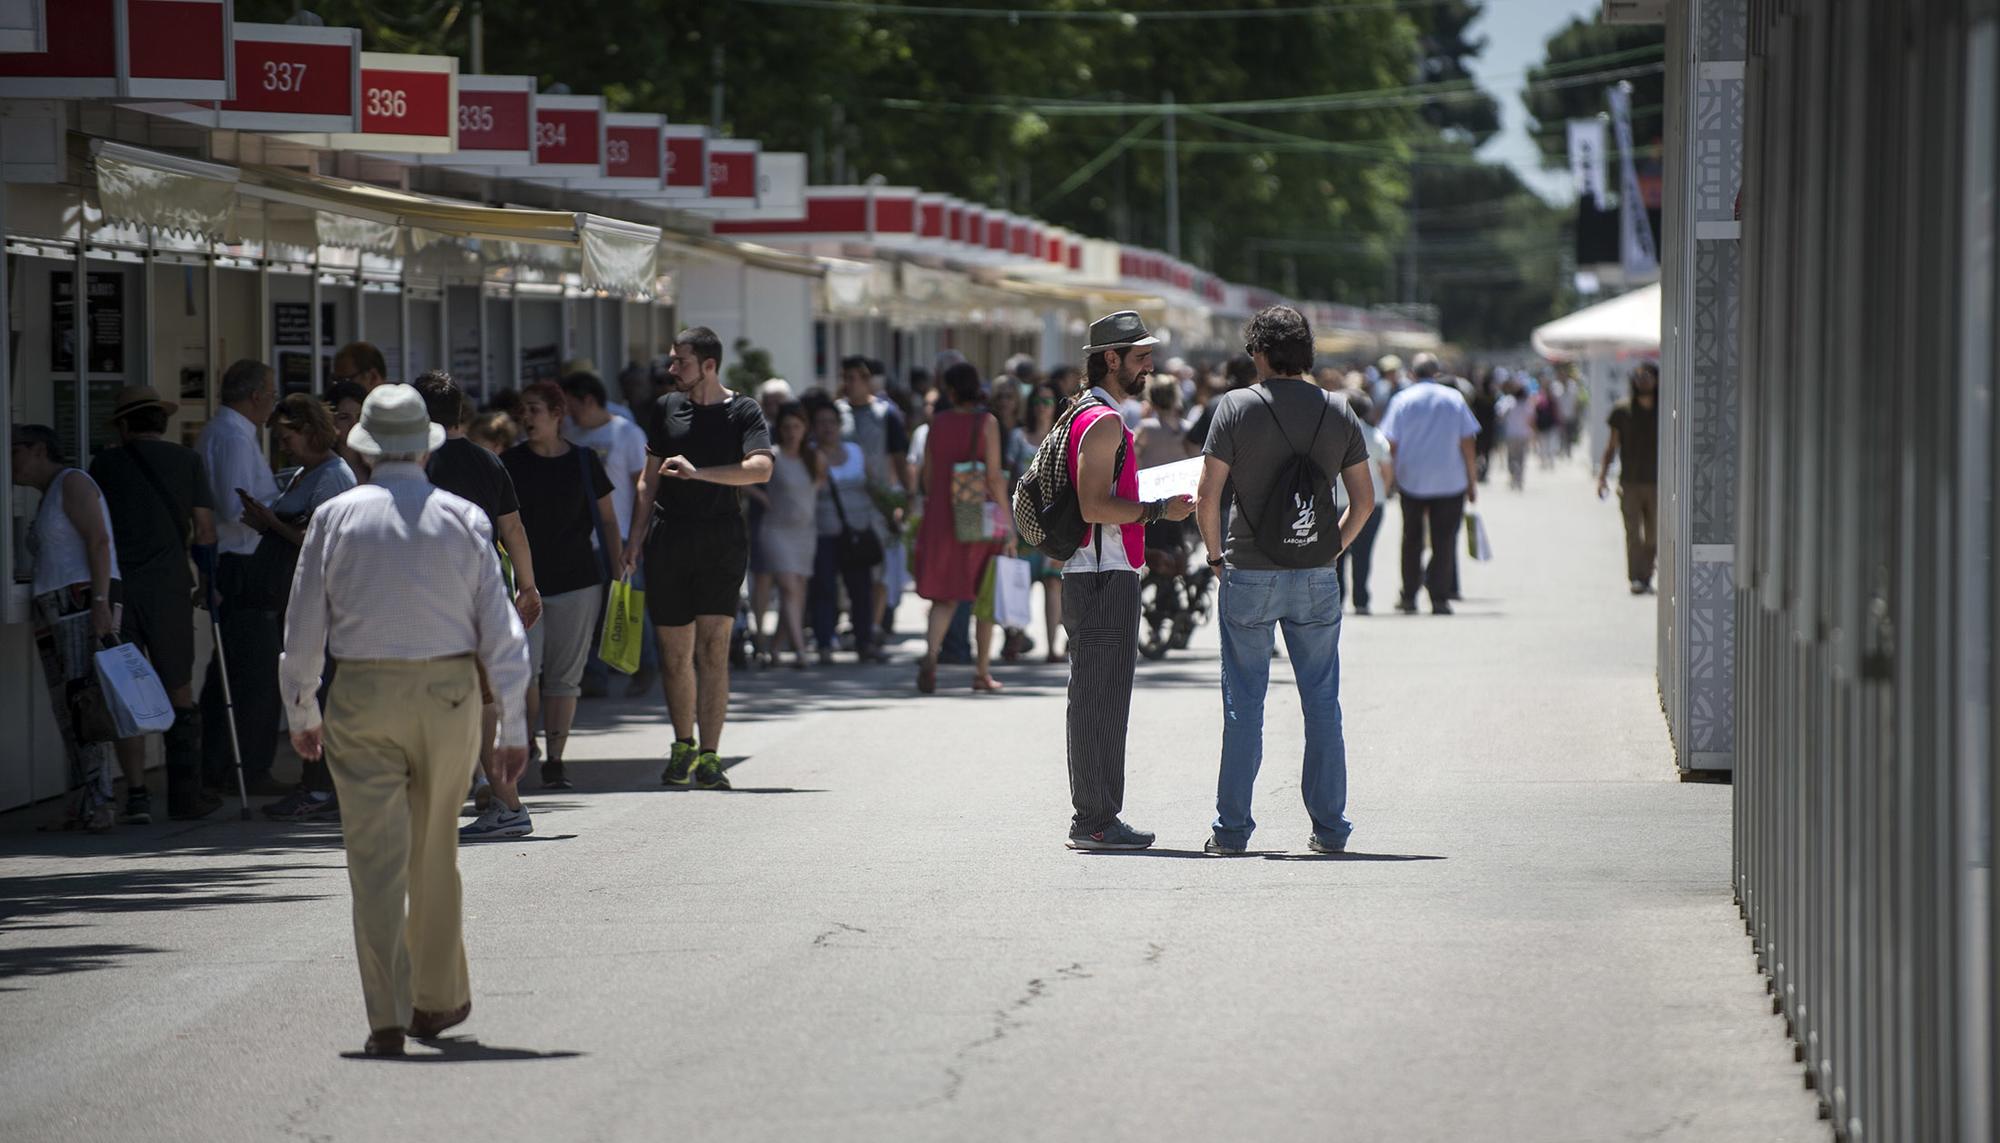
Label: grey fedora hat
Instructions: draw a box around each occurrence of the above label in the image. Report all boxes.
[1082,310,1161,355]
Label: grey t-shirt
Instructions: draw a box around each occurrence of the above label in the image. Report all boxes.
[1202,380,1369,570]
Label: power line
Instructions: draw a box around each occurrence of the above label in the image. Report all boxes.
[876,56,1665,118]
[736,0,1519,20]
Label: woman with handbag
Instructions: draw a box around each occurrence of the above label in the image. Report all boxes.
[241,394,356,822]
[493,382,617,816]
[913,363,1011,694]
[10,424,129,831]
[808,398,887,665]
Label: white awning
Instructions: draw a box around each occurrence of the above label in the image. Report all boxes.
[1532,283,1661,359]
[87,138,239,242]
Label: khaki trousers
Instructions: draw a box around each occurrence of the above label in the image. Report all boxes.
[323,656,482,1034]
[1619,482,1659,583]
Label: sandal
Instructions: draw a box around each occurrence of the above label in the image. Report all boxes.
[972,675,1006,694]
[917,656,938,695]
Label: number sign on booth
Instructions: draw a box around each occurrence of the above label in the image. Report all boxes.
[214,23,359,132]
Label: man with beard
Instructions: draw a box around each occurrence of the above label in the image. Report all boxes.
[1063,312,1194,851]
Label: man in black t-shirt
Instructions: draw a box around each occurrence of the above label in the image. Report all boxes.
[1597,361,1661,594]
[90,385,220,822]
[622,327,773,790]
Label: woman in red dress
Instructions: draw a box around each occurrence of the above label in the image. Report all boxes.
[914,362,1011,694]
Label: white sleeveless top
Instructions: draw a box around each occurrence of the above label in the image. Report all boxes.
[30,468,121,597]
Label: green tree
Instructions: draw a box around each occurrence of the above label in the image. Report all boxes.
[1409,0,1500,147]
[1522,17,1666,169]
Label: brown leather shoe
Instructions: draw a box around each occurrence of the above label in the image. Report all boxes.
[364,1028,405,1056]
[408,1000,470,1039]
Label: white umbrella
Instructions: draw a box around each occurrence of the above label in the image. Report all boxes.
[1532,283,1661,360]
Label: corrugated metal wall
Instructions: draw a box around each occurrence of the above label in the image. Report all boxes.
[1732,1,1996,1138]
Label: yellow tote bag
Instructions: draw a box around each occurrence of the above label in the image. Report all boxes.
[599,575,646,675]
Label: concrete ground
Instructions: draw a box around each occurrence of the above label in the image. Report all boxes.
[0,460,1823,1143]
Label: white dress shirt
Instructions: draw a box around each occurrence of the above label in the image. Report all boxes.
[197,405,279,555]
[280,463,532,747]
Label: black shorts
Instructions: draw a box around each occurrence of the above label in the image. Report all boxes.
[121,577,196,693]
[645,516,749,628]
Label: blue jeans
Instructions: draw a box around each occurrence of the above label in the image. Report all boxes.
[1214,566,1353,850]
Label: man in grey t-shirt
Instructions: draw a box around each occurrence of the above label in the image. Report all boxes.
[1195,306,1377,857]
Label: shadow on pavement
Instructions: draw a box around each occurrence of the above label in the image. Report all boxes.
[340,1035,584,1063]
[1261,852,1447,862]
[0,942,167,982]
[0,864,336,932]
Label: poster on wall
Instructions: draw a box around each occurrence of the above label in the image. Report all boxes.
[278,352,315,395]
[274,301,339,348]
[51,272,124,374]
[55,377,124,462]
[521,343,560,384]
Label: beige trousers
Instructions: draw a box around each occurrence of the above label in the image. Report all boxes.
[324,656,482,1034]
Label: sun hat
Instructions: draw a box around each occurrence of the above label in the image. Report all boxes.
[347,383,446,458]
[107,384,178,422]
[1082,310,1161,355]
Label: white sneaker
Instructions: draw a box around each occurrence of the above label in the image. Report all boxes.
[459,806,532,841]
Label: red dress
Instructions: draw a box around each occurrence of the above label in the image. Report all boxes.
[916,410,1002,603]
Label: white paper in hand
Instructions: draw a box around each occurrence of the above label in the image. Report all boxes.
[1136,457,1202,502]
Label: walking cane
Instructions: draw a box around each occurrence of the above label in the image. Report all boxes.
[207,608,253,821]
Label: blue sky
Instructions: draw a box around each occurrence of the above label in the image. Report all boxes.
[1464,0,1604,201]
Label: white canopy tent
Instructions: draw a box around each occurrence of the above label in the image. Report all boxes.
[1532,282,1661,359]
[1534,283,1661,459]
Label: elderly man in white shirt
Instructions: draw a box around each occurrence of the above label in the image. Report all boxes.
[281,383,531,1058]
[194,359,285,794]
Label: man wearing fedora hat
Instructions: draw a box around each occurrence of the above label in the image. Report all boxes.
[281,383,531,1055]
[90,384,220,822]
[1061,311,1194,851]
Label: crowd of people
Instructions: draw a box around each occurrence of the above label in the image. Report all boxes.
[7,300,1666,1052]
[12,322,1654,839]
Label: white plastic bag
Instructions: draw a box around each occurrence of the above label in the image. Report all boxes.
[1466,510,1494,562]
[94,642,176,738]
[991,555,1035,628]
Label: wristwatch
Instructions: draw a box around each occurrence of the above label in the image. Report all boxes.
[1207,556,1225,568]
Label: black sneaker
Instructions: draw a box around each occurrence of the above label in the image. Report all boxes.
[1204,836,1245,856]
[661,742,696,786]
[541,761,573,790]
[1067,820,1156,851]
[1432,601,1454,616]
[691,752,731,791]
[121,789,153,825]
[264,788,336,822]
[1308,834,1347,855]
[1395,599,1420,614]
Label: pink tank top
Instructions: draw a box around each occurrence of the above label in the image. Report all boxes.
[1064,405,1143,571]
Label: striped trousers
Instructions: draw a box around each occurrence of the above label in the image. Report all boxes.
[1062,571,1140,834]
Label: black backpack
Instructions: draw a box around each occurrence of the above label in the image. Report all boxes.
[1238,387,1341,568]
[1012,393,1126,561]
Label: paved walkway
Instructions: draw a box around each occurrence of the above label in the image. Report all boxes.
[0,460,1823,1142]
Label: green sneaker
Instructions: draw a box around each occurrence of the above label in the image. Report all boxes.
[691,751,731,791]
[662,741,697,786]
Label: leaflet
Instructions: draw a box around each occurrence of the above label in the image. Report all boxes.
[1136,457,1202,502]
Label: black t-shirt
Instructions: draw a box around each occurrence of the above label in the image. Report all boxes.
[1608,398,1660,485]
[89,439,214,588]
[644,392,773,523]
[501,443,614,596]
[426,436,519,527]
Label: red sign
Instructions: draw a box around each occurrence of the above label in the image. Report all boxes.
[664,134,705,190]
[535,107,599,167]
[604,123,660,180]
[359,66,450,137]
[219,28,354,122]
[456,87,530,152]
[708,141,757,199]
[0,0,229,99]
[128,0,227,84]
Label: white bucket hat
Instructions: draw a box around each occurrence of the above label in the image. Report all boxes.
[347,383,445,458]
